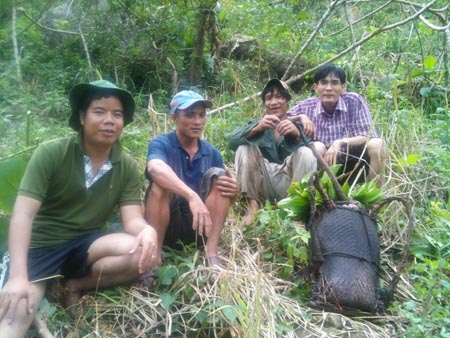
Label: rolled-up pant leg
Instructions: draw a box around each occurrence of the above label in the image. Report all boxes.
[235,145,291,203]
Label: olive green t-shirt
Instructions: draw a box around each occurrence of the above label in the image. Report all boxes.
[18,135,142,248]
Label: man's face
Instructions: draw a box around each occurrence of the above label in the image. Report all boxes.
[80,96,124,148]
[313,74,346,112]
[173,105,207,141]
[264,88,289,119]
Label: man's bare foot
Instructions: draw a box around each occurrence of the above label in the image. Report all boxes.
[63,280,82,308]
[243,210,255,225]
[243,200,259,225]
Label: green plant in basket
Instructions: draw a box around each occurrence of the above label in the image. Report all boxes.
[277,165,384,224]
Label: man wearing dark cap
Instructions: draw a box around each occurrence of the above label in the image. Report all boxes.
[0,80,158,337]
[228,79,317,225]
[145,90,238,269]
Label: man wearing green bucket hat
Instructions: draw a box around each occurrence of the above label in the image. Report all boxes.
[0,80,158,337]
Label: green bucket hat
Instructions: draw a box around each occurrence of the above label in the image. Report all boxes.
[68,79,135,131]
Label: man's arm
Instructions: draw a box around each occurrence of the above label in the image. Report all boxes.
[120,204,158,274]
[147,159,211,237]
[0,195,41,323]
[288,114,316,139]
[324,135,371,165]
[228,120,260,151]
[147,159,199,201]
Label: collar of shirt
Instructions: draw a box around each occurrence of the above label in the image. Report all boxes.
[84,155,113,189]
[319,96,347,117]
[171,131,208,161]
[75,133,123,164]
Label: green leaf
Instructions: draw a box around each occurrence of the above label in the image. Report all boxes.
[160,265,179,285]
[195,308,208,323]
[423,55,436,71]
[38,297,58,318]
[395,153,422,168]
[160,292,176,310]
[411,69,423,78]
[0,157,27,214]
[221,305,238,323]
[440,280,450,289]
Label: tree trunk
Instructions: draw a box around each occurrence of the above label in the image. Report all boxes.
[189,1,216,85]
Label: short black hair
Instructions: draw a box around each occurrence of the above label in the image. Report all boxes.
[79,91,119,113]
[261,80,292,102]
[314,64,346,84]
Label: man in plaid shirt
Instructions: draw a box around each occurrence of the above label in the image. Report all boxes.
[287,64,385,186]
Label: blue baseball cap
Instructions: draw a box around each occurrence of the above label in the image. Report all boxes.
[170,90,212,114]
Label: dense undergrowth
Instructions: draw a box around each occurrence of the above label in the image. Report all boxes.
[1,92,449,337]
[1,0,450,337]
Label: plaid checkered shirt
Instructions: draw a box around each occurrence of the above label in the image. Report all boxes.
[84,155,113,189]
[287,92,378,147]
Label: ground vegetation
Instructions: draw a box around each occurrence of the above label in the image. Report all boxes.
[0,1,449,337]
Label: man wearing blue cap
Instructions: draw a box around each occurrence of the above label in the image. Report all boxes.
[145,90,238,268]
[0,80,158,337]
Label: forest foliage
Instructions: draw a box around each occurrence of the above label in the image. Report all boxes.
[0,0,449,337]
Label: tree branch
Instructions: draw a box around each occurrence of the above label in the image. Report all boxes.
[78,23,92,69]
[325,0,393,38]
[282,0,344,80]
[286,0,439,85]
[12,6,22,83]
[17,7,78,35]
[418,14,450,30]
[344,1,366,94]
[209,0,441,116]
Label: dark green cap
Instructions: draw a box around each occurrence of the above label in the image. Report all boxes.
[68,80,135,131]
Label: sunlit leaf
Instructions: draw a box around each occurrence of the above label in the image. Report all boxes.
[423,55,436,71]
[0,157,27,214]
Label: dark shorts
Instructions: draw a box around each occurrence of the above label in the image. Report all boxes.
[337,145,370,185]
[0,232,107,287]
[146,167,226,250]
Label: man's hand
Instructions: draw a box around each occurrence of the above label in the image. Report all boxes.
[297,115,316,138]
[277,119,300,138]
[0,277,34,324]
[324,140,342,165]
[129,226,158,274]
[255,114,281,132]
[216,169,238,199]
[188,194,212,238]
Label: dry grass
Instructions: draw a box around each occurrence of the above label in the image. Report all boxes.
[42,207,412,338]
[38,115,421,337]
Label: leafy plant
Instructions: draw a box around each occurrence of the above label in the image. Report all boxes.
[0,155,28,254]
[278,166,384,224]
[246,202,310,279]
[397,201,450,337]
